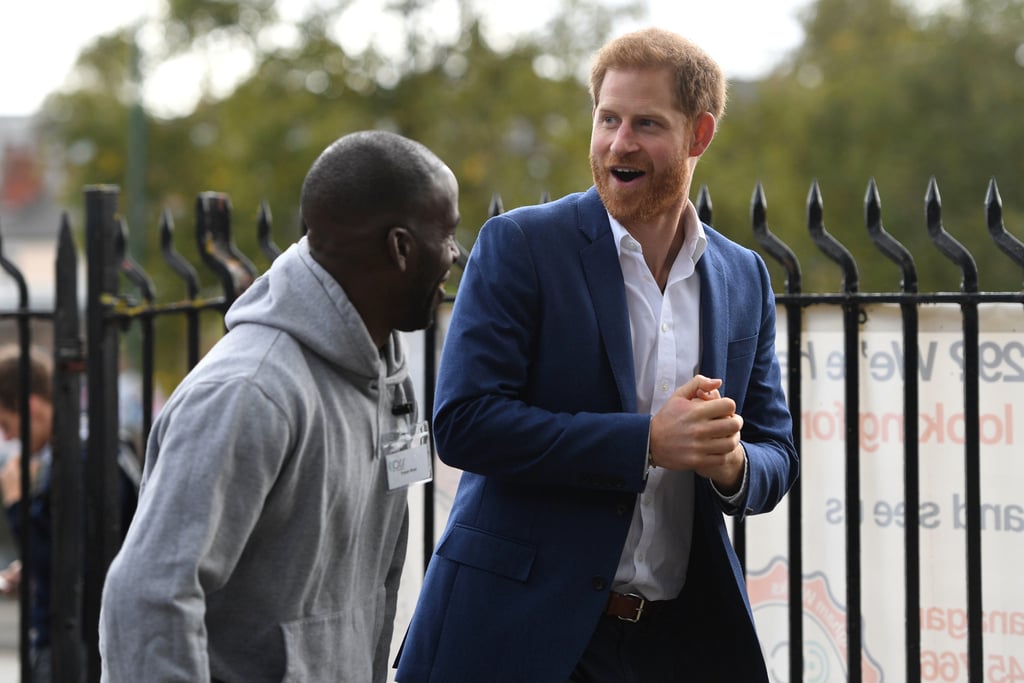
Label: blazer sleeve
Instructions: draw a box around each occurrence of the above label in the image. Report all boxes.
[433,215,651,493]
[726,251,799,519]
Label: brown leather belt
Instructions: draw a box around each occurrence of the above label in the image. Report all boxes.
[604,591,671,623]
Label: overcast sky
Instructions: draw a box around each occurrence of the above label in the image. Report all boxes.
[1,0,811,117]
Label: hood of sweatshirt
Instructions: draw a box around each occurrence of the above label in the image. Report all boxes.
[224,237,408,388]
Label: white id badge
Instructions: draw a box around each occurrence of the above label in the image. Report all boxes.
[383,421,433,491]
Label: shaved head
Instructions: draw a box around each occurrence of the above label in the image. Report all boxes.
[301,130,449,255]
[298,130,460,347]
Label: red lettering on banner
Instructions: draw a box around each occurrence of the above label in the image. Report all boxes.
[801,404,1014,450]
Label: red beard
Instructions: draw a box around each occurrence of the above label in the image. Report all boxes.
[589,149,690,226]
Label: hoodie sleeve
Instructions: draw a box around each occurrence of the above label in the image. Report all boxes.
[99,377,293,682]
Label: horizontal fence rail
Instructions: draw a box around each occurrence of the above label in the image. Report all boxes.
[0,175,1020,682]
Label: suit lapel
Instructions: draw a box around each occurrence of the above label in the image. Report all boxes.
[697,236,727,382]
[578,189,638,413]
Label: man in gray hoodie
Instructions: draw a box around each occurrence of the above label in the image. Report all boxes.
[98,130,461,683]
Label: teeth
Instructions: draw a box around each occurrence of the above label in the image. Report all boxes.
[612,168,644,181]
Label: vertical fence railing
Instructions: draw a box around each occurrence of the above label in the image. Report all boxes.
[751,181,805,683]
[159,209,202,369]
[864,177,922,683]
[82,186,125,683]
[810,180,866,682]
[0,218,46,683]
[926,178,985,682]
[195,192,257,311]
[52,217,86,683]
[2,177,1021,681]
[116,218,157,452]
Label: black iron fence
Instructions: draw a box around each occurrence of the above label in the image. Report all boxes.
[0,178,1021,682]
[737,177,1023,683]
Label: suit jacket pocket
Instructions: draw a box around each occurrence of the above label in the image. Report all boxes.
[436,523,536,582]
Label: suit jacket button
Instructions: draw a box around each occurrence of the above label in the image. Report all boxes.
[616,503,629,517]
[591,576,606,591]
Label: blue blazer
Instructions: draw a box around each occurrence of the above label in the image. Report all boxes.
[397,187,798,683]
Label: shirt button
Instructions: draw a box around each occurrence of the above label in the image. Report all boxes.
[660,381,669,392]
[661,323,669,332]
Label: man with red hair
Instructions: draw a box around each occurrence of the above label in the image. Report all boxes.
[397,28,797,682]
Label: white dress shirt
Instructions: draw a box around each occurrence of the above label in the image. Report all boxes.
[609,201,706,601]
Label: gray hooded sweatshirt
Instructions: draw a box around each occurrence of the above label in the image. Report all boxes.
[99,237,413,682]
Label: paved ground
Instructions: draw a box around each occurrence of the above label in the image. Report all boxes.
[0,598,19,680]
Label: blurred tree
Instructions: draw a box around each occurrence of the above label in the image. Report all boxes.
[698,0,1024,293]
[38,0,640,387]
[163,0,279,48]
[37,0,1024,355]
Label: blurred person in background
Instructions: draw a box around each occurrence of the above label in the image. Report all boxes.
[0,343,142,682]
[0,344,57,682]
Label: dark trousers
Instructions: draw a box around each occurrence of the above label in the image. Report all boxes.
[569,602,688,683]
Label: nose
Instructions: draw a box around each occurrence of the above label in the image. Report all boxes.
[446,235,461,264]
[610,125,638,156]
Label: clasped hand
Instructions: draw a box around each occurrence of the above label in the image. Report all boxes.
[649,375,745,495]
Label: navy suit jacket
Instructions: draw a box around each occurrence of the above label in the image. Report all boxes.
[397,187,798,682]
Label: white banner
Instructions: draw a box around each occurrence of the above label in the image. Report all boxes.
[747,303,1024,682]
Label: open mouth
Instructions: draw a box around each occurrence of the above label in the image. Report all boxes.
[611,168,645,183]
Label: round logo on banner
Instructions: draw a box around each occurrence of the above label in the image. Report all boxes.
[748,558,885,682]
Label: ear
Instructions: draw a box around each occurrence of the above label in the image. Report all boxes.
[387,226,416,272]
[688,112,717,158]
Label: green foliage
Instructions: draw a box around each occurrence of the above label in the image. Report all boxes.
[163,0,279,52]
[36,0,1024,389]
[41,0,632,275]
[38,0,629,389]
[698,0,1024,293]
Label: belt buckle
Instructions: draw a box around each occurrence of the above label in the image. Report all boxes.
[618,592,646,623]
